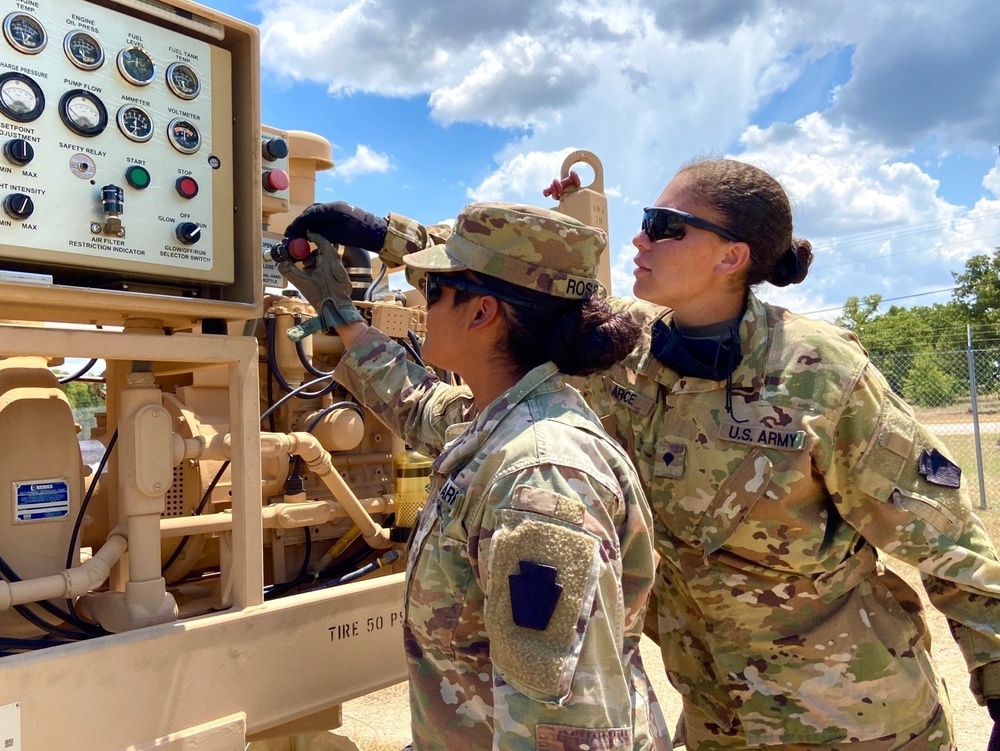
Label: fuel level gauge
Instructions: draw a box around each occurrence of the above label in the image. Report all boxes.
[166,62,201,100]
[64,30,104,70]
[167,118,201,154]
[117,45,155,86]
[0,72,44,122]
[3,13,47,54]
[117,105,153,142]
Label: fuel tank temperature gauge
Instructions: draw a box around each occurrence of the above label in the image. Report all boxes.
[64,30,104,70]
[3,13,47,54]
[117,105,153,142]
[0,72,44,122]
[166,62,201,100]
[59,89,108,137]
[117,46,155,86]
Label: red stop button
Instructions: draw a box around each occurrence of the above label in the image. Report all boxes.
[175,176,199,199]
[263,169,289,193]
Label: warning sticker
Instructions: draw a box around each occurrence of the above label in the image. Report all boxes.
[13,480,70,523]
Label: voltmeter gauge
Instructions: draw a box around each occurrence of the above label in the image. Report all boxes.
[59,89,108,137]
[3,13,46,54]
[0,72,44,122]
[117,105,153,142]
[167,118,201,154]
[117,46,155,86]
[64,31,104,70]
[166,62,200,100]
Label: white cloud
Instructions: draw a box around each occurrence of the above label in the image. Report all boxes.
[334,145,392,182]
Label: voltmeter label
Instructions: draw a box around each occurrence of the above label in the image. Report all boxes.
[13,478,69,522]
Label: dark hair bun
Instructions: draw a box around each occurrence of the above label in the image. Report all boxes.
[769,239,813,287]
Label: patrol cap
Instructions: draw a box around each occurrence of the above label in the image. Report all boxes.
[403,202,606,300]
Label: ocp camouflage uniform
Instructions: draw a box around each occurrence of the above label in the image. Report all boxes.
[378,213,1000,748]
[334,332,666,751]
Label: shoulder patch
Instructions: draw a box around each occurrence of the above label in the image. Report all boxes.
[918,448,961,488]
[509,561,563,630]
[604,378,655,416]
[719,419,806,451]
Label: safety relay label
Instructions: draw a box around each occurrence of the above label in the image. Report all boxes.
[13,480,70,523]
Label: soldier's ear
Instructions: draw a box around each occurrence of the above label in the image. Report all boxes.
[468,295,501,331]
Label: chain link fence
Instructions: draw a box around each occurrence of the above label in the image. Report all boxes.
[870,329,1000,509]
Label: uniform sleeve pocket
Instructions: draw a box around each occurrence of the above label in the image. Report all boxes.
[848,404,916,498]
[485,505,600,702]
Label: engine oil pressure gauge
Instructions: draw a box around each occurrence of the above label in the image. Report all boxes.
[117,105,153,142]
[166,62,201,100]
[117,45,155,86]
[64,30,104,70]
[59,89,108,137]
[0,72,44,122]
[3,13,47,54]
[168,118,201,154]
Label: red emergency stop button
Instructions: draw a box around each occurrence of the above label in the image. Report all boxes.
[175,176,199,199]
[262,169,289,193]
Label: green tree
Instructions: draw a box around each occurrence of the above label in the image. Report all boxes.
[60,379,103,409]
[902,351,960,407]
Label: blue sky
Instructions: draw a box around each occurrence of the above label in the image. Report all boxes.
[208,0,1000,320]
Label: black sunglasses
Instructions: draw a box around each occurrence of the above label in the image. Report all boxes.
[423,273,539,309]
[641,207,742,243]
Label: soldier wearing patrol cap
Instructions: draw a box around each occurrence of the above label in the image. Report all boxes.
[288,158,1000,750]
[279,202,670,751]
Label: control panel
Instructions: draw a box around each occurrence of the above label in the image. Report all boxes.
[0,0,237,286]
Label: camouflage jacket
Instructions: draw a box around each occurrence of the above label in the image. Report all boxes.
[334,327,669,751]
[578,292,1000,746]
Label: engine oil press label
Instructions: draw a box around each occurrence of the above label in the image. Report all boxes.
[13,480,70,522]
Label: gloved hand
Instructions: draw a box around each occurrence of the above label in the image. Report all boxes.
[277,232,363,337]
[989,697,1000,751]
[283,200,387,252]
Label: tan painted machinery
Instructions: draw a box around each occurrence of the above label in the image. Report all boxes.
[0,1,611,748]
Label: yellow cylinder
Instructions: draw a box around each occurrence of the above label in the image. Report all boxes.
[392,449,432,542]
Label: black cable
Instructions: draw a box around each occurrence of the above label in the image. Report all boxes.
[265,316,339,399]
[365,264,387,302]
[399,335,424,369]
[259,374,336,424]
[58,358,99,384]
[293,313,335,378]
[161,459,230,575]
[0,555,102,636]
[66,431,117,571]
[263,526,313,600]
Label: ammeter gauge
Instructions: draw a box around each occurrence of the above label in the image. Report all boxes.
[166,62,201,100]
[64,31,104,70]
[117,46,155,86]
[167,118,201,154]
[59,89,108,137]
[117,105,153,142]
[0,72,44,122]
[3,13,46,54]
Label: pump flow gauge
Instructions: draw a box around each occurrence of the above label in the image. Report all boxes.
[64,31,104,70]
[3,13,46,54]
[0,72,44,122]
[59,89,108,137]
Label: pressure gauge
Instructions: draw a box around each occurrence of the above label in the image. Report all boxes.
[117,46,155,86]
[117,105,153,142]
[64,30,104,70]
[3,13,46,54]
[166,62,201,100]
[59,89,108,137]
[0,72,44,122]
[167,118,201,154]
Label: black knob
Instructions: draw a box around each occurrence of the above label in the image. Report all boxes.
[175,221,202,245]
[3,193,34,220]
[3,139,33,166]
[262,138,288,161]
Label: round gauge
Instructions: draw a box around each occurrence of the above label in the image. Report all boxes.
[167,117,201,154]
[116,105,153,142]
[59,89,108,137]
[166,62,200,100]
[117,46,155,86]
[3,13,47,54]
[0,72,44,122]
[64,30,104,70]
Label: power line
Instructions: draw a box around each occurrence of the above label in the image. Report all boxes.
[804,286,958,315]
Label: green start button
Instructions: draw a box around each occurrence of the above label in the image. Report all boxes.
[125,165,151,189]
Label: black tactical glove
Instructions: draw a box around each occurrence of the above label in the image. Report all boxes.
[283,201,387,252]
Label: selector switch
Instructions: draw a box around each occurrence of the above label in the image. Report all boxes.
[174,176,199,199]
[3,193,34,220]
[175,221,202,245]
[262,169,289,193]
[3,139,34,166]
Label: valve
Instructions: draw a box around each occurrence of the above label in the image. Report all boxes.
[100,184,125,237]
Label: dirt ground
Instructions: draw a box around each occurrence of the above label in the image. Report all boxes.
[338,559,993,750]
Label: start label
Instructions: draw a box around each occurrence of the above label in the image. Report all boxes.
[13,479,70,522]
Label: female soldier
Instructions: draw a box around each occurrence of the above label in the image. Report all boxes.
[279,202,668,751]
[285,160,1000,750]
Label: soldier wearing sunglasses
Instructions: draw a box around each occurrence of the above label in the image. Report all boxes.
[279,202,670,751]
[284,157,1000,750]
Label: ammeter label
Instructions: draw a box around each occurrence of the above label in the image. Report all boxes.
[13,479,69,522]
